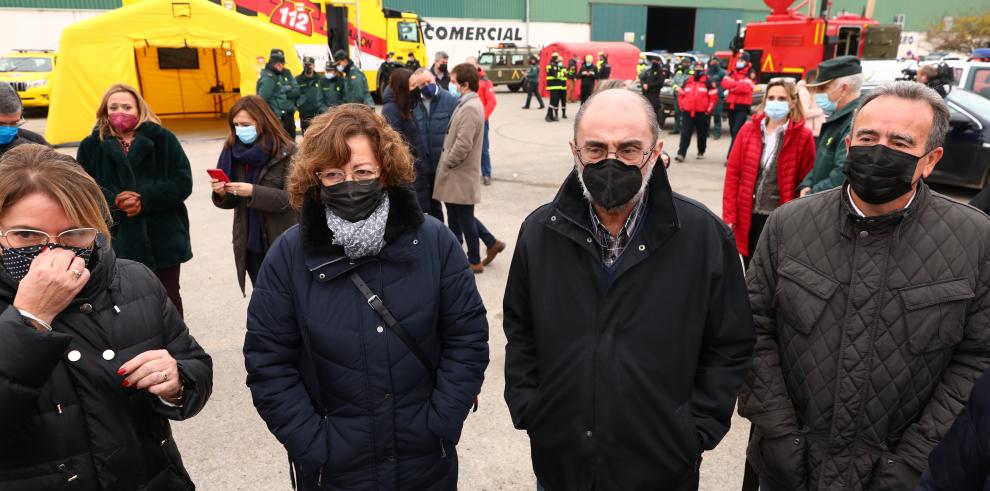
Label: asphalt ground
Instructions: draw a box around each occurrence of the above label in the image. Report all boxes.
[20,89,975,490]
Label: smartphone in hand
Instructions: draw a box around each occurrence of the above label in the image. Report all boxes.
[207,169,231,183]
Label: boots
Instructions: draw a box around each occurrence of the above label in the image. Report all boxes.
[561,107,568,119]
[553,109,560,121]
[545,107,555,122]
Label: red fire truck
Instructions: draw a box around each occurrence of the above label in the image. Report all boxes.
[730,0,901,82]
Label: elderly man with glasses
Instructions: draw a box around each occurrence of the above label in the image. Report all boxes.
[502,88,754,491]
[0,81,47,158]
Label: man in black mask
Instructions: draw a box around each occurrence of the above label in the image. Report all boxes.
[502,88,754,490]
[739,81,990,491]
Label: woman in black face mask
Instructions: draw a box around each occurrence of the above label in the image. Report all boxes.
[0,144,212,490]
[244,104,489,491]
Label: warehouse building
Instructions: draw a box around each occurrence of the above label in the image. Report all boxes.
[1,0,986,59]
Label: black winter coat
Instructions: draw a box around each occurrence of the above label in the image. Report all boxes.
[918,368,990,490]
[381,87,427,170]
[0,128,48,158]
[243,187,489,490]
[503,169,754,491]
[77,123,193,271]
[739,184,990,491]
[0,243,212,490]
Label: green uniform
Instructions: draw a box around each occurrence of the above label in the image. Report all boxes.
[337,62,374,106]
[800,95,863,193]
[319,74,342,109]
[706,65,727,138]
[256,65,299,115]
[671,68,691,133]
[526,65,540,85]
[295,72,326,134]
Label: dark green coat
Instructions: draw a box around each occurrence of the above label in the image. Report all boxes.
[295,72,326,116]
[319,75,342,108]
[212,145,298,294]
[77,122,193,271]
[257,64,300,114]
[337,62,374,106]
[799,95,863,193]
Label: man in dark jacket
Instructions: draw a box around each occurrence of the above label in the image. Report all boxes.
[739,81,990,491]
[332,49,374,106]
[706,59,727,139]
[918,368,990,490]
[0,81,48,158]
[640,58,668,122]
[503,88,754,491]
[577,54,598,104]
[410,68,456,222]
[295,57,325,135]
[799,56,864,196]
[430,51,451,91]
[256,48,300,137]
[522,56,545,110]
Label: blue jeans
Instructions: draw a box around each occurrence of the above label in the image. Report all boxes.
[481,120,492,177]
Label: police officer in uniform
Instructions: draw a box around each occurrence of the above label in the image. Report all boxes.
[596,51,611,79]
[640,56,668,121]
[256,48,300,137]
[637,53,649,79]
[319,60,342,110]
[295,56,326,135]
[545,52,567,122]
[377,51,400,96]
[333,49,374,106]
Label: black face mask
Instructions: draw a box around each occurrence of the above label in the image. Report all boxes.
[2,243,94,282]
[410,88,421,100]
[581,159,646,211]
[694,71,703,80]
[320,179,385,222]
[843,144,923,205]
[439,63,448,73]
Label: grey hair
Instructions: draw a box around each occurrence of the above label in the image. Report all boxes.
[573,90,660,145]
[0,82,22,115]
[836,73,864,92]
[435,51,448,61]
[854,81,950,153]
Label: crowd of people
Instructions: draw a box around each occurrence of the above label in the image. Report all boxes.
[4,41,990,491]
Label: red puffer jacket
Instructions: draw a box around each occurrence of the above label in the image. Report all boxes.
[721,64,755,109]
[678,75,717,116]
[722,114,816,256]
[477,69,497,121]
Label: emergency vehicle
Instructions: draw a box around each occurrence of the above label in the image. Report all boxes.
[123,0,427,93]
[731,0,900,82]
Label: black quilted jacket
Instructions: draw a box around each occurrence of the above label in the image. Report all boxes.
[739,183,990,491]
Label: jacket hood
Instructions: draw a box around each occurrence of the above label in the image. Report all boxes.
[299,185,424,257]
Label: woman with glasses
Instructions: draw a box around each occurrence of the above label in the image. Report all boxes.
[77,84,192,316]
[0,144,212,490]
[244,104,488,491]
[210,95,297,294]
[722,78,816,268]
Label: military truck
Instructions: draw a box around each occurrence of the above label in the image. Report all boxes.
[478,43,540,92]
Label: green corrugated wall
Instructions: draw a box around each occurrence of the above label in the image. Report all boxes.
[383,0,525,20]
[0,0,119,7]
[590,3,648,49]
[693,8,766,54]
[531,0,591,23]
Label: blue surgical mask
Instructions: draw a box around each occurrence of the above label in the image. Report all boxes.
[0,126,17,145]
[815,93,837,116]
[235,125,258,145]
[736,61,745,69]
[422,83,438,99]
[764,101,790,121]
[447,83,461,99]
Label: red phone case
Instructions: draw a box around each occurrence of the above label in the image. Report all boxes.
[207,169,230,183]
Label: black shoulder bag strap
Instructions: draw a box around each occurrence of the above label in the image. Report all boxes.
[350,272,437,385]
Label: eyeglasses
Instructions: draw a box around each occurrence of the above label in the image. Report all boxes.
[0,117,25,128]
[316,168,381,186]
[575,143,657,167]
[0,228,99,249]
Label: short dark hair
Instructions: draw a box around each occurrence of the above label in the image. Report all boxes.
[451,63,480,92]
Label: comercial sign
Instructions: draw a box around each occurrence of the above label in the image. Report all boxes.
[423,23,524,43]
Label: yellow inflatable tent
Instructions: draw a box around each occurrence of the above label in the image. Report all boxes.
[46,0,302,144]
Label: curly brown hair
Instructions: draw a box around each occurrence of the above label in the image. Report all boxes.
[288,104,415,208]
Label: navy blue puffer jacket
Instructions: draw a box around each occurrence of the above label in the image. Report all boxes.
[244,187,488,490]
[411,89,458,175]
[917,367,990,490]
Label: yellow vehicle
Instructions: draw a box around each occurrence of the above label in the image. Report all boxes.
[0,50,57,108]
[125,0,426,94]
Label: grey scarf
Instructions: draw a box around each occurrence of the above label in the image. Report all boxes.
[325,195,390,259]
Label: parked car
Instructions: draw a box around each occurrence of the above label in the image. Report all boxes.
[0,49,56,108]
[930,88,990,189]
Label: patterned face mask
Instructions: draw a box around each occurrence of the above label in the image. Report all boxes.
[1,244,94,282]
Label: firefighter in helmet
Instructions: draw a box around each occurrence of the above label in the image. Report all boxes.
[545,52,567,122]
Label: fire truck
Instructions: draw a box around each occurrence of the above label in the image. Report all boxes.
[731,0,901,82]
[123,0,427,94]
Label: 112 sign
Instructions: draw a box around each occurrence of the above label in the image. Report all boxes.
[270,1,314,36]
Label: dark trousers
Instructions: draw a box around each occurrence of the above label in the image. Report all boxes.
[678,113,710,156]
[154,265,183,318]
[246,250,266,287]
[445,203,480,265]
[299,112,317,135]
[523,87,544,108]
[726,105,751,157]
[415,171,444,223]
[280,111,296,139]
[672,94,682,132]
[549,90,565,110]
[580,82,594,104]
[645,91,662,121]
[742,213,770,269]
[712,98,724,137]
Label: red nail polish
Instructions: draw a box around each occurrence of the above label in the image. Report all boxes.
[117,368,126,376]
[122,380,130,387]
